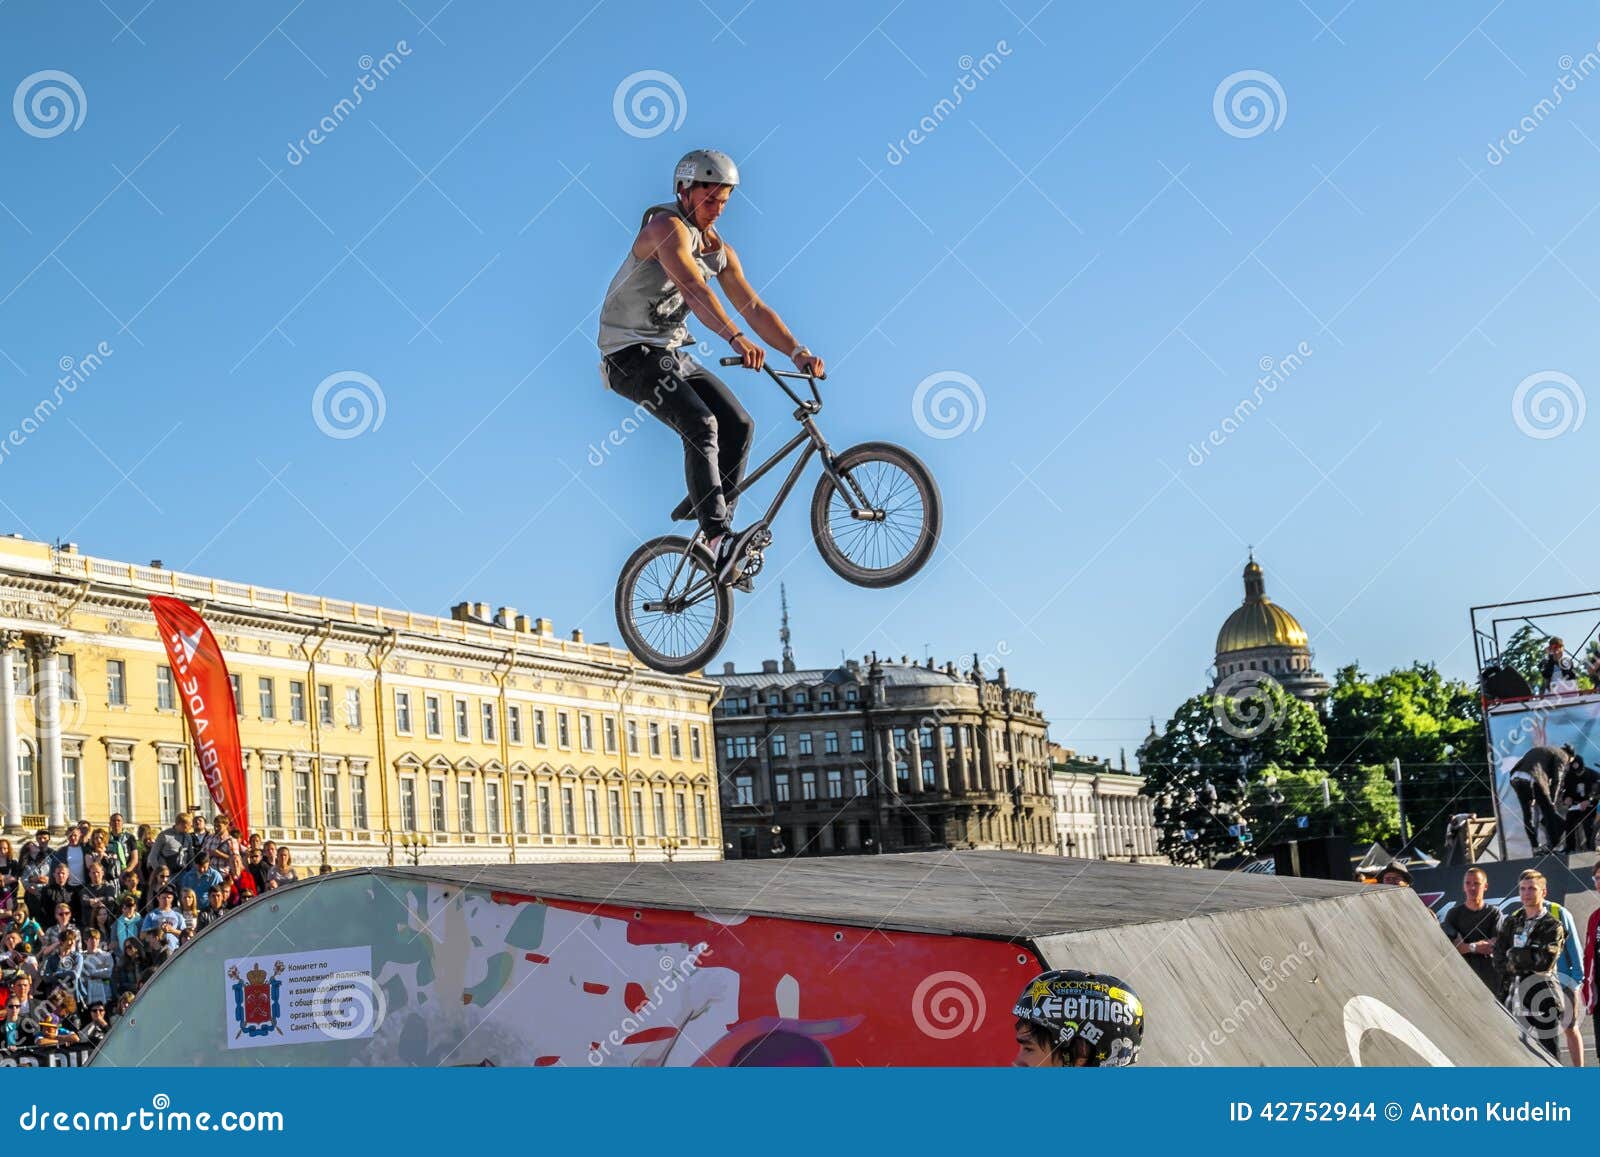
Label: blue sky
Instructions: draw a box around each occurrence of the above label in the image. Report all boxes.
[1,1,1597,764]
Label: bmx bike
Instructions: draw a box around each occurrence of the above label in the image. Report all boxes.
[614,355,942,674]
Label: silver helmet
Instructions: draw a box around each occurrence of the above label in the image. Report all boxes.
[674,148,740,191]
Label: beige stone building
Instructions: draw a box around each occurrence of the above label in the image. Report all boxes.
[0,536,720,866]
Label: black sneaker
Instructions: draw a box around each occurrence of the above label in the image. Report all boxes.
[714,525,765,586]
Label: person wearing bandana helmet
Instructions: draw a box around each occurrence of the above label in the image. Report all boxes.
[1012,969,1144,1067]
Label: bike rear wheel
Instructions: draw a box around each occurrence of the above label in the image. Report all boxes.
[811,441,941,588]
[615,535,733,675]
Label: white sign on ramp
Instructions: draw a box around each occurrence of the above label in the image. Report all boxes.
[224,946,382,1050]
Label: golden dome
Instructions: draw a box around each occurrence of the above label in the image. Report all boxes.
[1215,558,1309,655]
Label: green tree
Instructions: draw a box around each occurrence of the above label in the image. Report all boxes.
[1323,661,1486,853]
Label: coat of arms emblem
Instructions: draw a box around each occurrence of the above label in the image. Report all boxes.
[229,961,285,1038]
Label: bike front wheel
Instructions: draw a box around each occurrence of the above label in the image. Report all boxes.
[615,535,733,675]
[811,441,941,588]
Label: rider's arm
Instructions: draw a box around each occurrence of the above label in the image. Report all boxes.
[718,246,825,377]
[635,216,750,351]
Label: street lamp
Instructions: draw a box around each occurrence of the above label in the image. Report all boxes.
[399,833,429,866]
[768,825,786,856]
[663,838,682,862]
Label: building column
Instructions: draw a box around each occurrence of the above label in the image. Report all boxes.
[30,635,65,830]
[877,729,897,797]
[935,726,951,793]
[0,634,19,833]
[907,728,923,795]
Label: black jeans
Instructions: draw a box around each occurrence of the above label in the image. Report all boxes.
[603,344,753,537]
[1512,775,1564,850]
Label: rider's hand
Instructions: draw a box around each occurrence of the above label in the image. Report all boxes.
[792,349,825,378]
[732,334,765,370]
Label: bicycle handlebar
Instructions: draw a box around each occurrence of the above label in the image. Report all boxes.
[717,355,824,410]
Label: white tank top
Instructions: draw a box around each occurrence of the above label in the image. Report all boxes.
[597,201,728,354]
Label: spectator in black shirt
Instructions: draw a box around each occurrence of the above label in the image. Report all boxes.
[75,861,117,931]
[28,862,78,927]
[1540,637,1578,694]
[1559,758,1599,852]
[1442,867,1503,993]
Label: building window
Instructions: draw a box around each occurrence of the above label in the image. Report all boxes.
[562,787,576,834]
[57,654,76,701]
[585,787,599,834]
[793,690,808,705]
[632,790,645,836]
[609,789,622,835]
[603,716,617,753]
[653,791,666,835]
[627,720,639,755]
[819,690,833,708]
[455,699,470,741]
[648,722,661,757]
[352,774,369,830]
[922,759,936,788]
[16,743,34,814]
[675,793,687,836]
[853,766,869,797]
[507,705,522,744]
[294,771,312,827]
[538,786,552,834]
[290,680,306,723]
[534,709,548,746]
[557,712,571,748]
[893,727,907,754]
[259,677,276,720]
[317,684,334,726]
[734,775,754,806]
[394,690,413,735]
[425,694,442,738]
[669,725,682,758]
[399,778,417,832]
[107,659,126,706]
[920,725,935,750]
[109,757,131,816]
[458,781,474,834]
[827,769,843,798]
[695,796,707,838]
[690,726,702,761]
[430,781,447,832]
[942,725,954,748]
[481,702,497,743]
[845,686,858,704]
[264,769,282,827]
[61,756,81,821]
[229,674,243,715]
[850,729,867,754]
[157,761,180,825]
[770,732,787,757]
[774,773,790,802]
[798,733,813,756]
[801,771,816,800]
[156,665,175,710]
[512,783,527,834]
[824,731,839,754]
[483,780,500,834]
[580,714,594,751]
[343,689,363,730]
[323,770,340,829]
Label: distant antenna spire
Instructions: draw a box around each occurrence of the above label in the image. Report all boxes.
[780,584,796,673]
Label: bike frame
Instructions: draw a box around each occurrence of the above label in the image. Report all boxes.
[650,360,878,610]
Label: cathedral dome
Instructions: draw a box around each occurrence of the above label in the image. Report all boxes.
[1215,558,1309,655]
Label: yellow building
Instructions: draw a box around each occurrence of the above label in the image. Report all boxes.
[0,536,721,866]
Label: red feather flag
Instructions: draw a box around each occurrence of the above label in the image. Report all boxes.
[148,596,250,838]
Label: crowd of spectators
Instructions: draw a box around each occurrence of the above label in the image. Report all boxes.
[0,811,300,1055]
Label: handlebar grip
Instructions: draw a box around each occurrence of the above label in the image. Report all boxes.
[719,356,742,367]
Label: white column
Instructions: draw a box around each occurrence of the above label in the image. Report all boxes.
[0,634,19,832]
[31,636,65,830]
